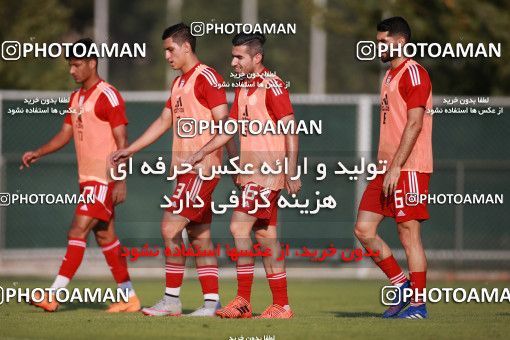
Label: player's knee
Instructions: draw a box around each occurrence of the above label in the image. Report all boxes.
[230,224,249,238]
[187,226,209,241]
[94,229,115,246]
[161,223,182,241]
[229,225,241,238]
[254,235,270,248]
[167,233,183,245]
[190,236,209,249]
[354,224,373,241]
[256,239,277,255]
[254,229,275,244]
[68,224,89,239]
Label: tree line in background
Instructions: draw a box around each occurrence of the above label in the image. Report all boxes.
[1,0,509,95]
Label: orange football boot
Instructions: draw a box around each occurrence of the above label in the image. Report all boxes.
[215,296,252,319]
[254,304,293,319]
[31,291,59,312]
[106,294,141,313]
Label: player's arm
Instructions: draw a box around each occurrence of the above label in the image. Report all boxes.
[111,124,128,204]
[268,78,301,195]
[112,124,128,150]
[111,107,172,165]
[20,121,73,169]
[281,114,301,195]
[383,107,424,197]
[186,126,235,166]
[211,103,238,159]
[210,104,239,185]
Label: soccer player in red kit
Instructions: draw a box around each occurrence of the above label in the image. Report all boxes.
[111,23,235,317]
[187,33,301,319]
[20,38,139,312]
[354,17,432,319]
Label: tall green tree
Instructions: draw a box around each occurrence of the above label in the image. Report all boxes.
[0,0,73,90]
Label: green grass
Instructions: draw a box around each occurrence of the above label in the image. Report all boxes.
[0,278,508,339]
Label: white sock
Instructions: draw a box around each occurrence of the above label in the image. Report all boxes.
[118,281,135,297]
[50,275,70,289]
[204,293,219,302]
[165,287,181,297]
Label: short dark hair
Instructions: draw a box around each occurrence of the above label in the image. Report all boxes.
[232,33,266,60]
[65,38,98,61]
[377,16,411,43]
[162,23,196,52]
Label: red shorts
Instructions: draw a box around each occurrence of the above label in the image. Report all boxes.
[76,181,115,222]
[165,173,219,224]
[359,171,431,223]
[234,182,280,228]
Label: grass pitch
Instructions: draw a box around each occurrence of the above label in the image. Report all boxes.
[0,277,508,339]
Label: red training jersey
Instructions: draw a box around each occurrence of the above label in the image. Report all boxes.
[377,58,433,173]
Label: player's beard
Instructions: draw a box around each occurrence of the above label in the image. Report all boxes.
[380,52,395,63]
[233,66,249,80]
[241,65,256,77]
[233,64,245,74]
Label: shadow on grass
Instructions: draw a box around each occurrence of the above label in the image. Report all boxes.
[327,311,380,318]
[58,302,108,312]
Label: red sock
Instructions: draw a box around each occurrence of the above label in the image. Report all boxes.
[57,237,86,280]
[197,265,219,299]
[267,272,289,306]
[376,255,407,285]
[165,262,185,295]
[101,238,130,284]
[236,263,254,302]
[410,271,426,306]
